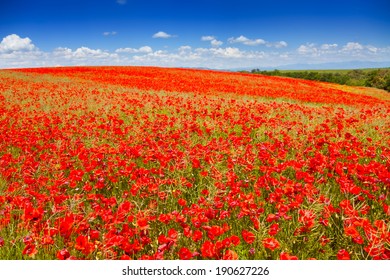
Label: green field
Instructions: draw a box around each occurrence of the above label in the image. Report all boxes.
[247,68,390,91]
[279,68,388,73]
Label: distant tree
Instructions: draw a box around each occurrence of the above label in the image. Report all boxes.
[248,68,390,91]
[365,69,387,89]
[384,75,390,91]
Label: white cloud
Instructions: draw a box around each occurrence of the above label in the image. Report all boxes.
[72,47,115,58]
[342,42,364,52]
[201,35,223,47]
[367,45,378,53]
[294,42,390,64]
[103,31,117,36]
[115,46,153,53]
[137,46,153,53]
[0,34,36,53]
[297,43,318,55]
[1,34,390,70]
[51,46,119,66]
[228,36,287,48]
[152,31,175,39]
[321,43,338,50]
[201,36,215,41]
[210,40,223,47]
[53,47,73,58]
[0,34,44,68]
[273,41,288,48]
[116,0,127,5]
[213,47,243,58]
[178,45,192,54]
[228,35,266,46]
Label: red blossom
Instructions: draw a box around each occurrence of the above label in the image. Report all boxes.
[22,244,38,257]
[280,252,298,260]
[263,237,280,251]
[178,247,192,260]
[1,66,388,260]
[242,230,256,244]
[337,249,351,260]
[57,249,71,260]
[223,250,238,260]
[192,230,203,242]
[201,241,216,258]
[268,223,279,236]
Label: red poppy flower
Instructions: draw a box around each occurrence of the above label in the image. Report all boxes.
[268,223,279,236]
[23,236,34,245]
[242,230,256,244]
[344,225,360,239]
[120,254,132,260]
[168,228,178,242]
[263,237,280,251]
[178,198,187,207]
[192,230,203,242]
[201,240,215,258]
[223,249,238,260]
[90,230,100,240]
[337,249,351,260]
[41,235,54,245]
[57,248,71,260]
[137,218,149,230]
[280,252,298,260]
[178,247,192,260]
[266,213,279,223]
[75,235,94,255]
[22,244,38,257]
[229,235,240,246]
[192,158,201,169]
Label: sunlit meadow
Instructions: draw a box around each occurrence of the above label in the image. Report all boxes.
[0,66,389,260]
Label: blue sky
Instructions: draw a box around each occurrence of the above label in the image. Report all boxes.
[0,0,389,69]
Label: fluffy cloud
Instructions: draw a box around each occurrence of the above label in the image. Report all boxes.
[297,43,318,55]
[298,42,373,56]
[52,47,117,60]
[294,42,390,64]
[1,34,389,69]
[74,47,116,58]
[211,40,223,47]
[52,46,119,66]
[129,46,268,69]
[201,35,223,47]
[272,41,288,48]
[212,47,243,58]
[152,31,175,39]
[366,45,378,53]
[116,0,127,5]
[321,43,338,50]
[228,35,266,46]
[0,34,44,68]
[115,46,153,53]
[0,34,36,53]
[201,36,214,41]
[228,36,288,48]
[342,42,364,51]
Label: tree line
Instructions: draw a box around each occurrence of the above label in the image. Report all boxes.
[249,68,390,92]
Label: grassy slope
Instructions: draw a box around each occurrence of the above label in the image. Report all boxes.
[0,67,389,260]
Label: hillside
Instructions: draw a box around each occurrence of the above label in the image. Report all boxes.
[248,68,390,92]
[0,67,389,260]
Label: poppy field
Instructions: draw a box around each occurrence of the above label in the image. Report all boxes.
[0,66,389,260]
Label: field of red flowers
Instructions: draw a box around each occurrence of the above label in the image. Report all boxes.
[0,66,389,260]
